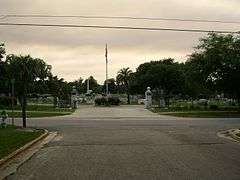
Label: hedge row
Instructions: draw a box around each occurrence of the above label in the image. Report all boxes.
[95,97,120,106]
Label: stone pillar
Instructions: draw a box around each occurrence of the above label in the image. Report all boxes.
[145,87,152,109]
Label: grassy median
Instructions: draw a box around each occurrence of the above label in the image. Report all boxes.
[152,107,240,118]
[4,110,73,118]
[0,126,44,159]
[158,111,240,118]
[0,104,74,118]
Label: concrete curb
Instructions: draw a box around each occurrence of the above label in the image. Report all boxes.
[0,129,48,167]
[217,129,240,142]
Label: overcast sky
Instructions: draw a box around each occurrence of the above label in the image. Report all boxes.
[0,0,240,84]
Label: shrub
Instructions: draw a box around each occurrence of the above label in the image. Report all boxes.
[0,104,5,109]
[95,97,104,106]
[209,104,218,110]
[95,97,120,106]
[108,97,120,106]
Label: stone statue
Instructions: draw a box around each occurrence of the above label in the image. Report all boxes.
[145,87,152,109]
[71,86,78,109]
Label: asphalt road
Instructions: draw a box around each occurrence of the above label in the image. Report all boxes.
[6,105,240,180]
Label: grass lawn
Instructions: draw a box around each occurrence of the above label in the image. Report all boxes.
[0,126,44,159]
[8,104,74,112]
[0,104,75,118]
[152,108,240,118]
[157,111,240,118]
[4,110,73,118]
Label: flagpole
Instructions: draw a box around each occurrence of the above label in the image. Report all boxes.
[105,44,109,95]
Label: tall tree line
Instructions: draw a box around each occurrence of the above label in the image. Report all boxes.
[0,45,103,127]
[124,33,240,104]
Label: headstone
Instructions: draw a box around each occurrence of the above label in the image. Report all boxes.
[145,87,152,109]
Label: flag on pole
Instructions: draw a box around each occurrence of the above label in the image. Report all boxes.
[105,44,108,63]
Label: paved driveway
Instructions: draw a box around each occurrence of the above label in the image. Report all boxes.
[6,105,240,180]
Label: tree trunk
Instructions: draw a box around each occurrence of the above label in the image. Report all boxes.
[127,93,130,104]
[21,84,27,128]
[53,96,57,107]
[126,83,130,105]
[165,97,170,107]
[21,94,27,128]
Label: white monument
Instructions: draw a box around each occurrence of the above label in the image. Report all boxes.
[71,86,78,109]
[145,87,152,109]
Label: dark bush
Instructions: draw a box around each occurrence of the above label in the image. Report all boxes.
[0,96,17,107]
[95,97,103,106]
[95,97,120,106]
[209,104,218,110]
[108,97,121,106]
[0,104,5,109]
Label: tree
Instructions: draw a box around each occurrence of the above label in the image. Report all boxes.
[116,67,133,104]
[6,55,51,128]
[84,76,102,94]
[69,77,85,94]
[0,43,5,61]
[0,43,8,94]
[184,53,213,98]
[60,81,72,105]
[132,59,185,104]
[48,76,71,107]
[187,33,240,102]
[48,75,61,107]
[103,78,117,94]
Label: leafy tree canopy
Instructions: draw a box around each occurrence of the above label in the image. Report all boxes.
[116,67,133,104]
[0,43,5,61]
[5,54,51,127]
[187,33,240,99]
[132,59,185,97]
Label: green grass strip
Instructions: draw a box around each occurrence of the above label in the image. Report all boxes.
[159,111,240,118]
[0,126,44,159]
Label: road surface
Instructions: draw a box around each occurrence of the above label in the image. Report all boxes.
[6,105,240,180]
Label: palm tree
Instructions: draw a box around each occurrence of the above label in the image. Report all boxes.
[6,55,51,128]
[116,67,132,104]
